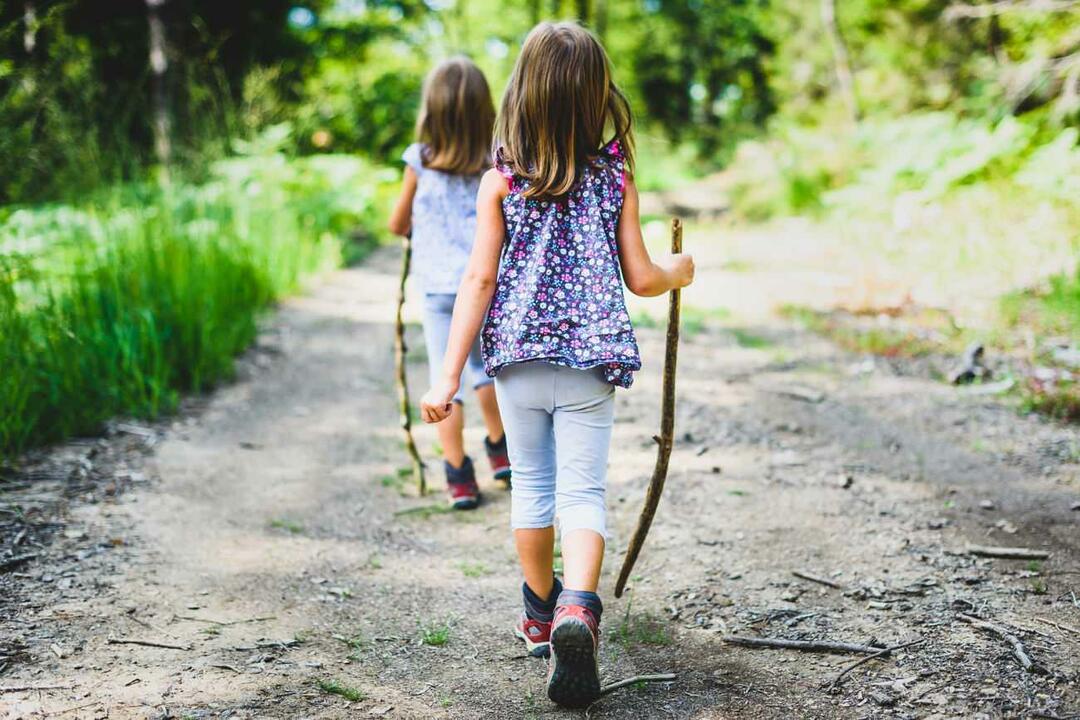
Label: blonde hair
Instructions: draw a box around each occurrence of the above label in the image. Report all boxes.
[495,22,634,199]
[415,56,495,175]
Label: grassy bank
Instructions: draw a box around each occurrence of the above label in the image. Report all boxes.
[0,152,392,459]
[722,113,1079,421]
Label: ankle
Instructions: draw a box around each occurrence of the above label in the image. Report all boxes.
[523,576,562,622]
[556,588,603,625]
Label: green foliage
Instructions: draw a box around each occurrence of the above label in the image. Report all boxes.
[0,145,385,459]
[316,679,365,702]
[419,620,452,647]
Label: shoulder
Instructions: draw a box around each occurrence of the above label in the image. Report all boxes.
[479,167,510,200]
[402,143,426,172]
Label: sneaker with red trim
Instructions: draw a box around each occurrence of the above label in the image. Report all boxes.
[546,605,601,707]
[445,457,480,510]
[484,434,511,487]
[513,612,551,658]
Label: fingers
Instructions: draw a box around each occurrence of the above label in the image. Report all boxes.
[420,400,453,424]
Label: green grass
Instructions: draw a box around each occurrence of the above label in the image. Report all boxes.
[269,518,304,534]
[457,561,491,578]
[612,607,673,647]
[782,305,944,358]
[316,679,365,702]
[731,328,772,349]
[420,620,452,646]
[0,153,386,460]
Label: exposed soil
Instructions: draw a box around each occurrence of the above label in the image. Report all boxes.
[2,238,1078,720]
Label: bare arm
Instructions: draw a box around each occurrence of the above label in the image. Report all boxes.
[617,178,694,296]
[420,169,507,423]
[387,166,418,236]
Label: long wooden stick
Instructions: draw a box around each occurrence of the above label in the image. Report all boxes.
[394,236,426,496]
[614,218,682,598]
[721,636,886,655]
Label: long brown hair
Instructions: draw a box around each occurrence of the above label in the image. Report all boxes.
[495,22,634,199]
[415,56,495,175]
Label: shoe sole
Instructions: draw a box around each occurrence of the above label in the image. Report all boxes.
[448,495,480,510]
[547,617,600,708]
[513,626,550,658]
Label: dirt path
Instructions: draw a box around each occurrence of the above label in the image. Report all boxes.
[2,236,1079,720]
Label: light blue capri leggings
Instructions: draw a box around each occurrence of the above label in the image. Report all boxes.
[423,293,492,403]
[494,362,615,538]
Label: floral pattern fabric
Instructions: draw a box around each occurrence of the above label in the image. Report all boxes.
[402,143,482,294]
[481,141,641,388]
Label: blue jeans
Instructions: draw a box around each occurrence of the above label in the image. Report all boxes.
[494,362,615,538]
[422,293,492,404]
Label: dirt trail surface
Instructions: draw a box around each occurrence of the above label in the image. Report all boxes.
[3,236,1079,720]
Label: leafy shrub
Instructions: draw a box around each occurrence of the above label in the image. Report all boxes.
[0,144,392,459]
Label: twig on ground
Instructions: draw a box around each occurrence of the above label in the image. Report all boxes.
[722,636,885,654]
[1,684,72,693]
[0,553,38,572]
[792,570,844,589]
[1035,617,1080,636]
[107,637,190,651]
[599,673,677,697]
[957,614,1043,673]
[208,663,242,673]
[174,614,276,626]
[968,545,1052,560]
[823,638,925,690]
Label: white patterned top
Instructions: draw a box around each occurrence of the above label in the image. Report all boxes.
[402,143,482,295]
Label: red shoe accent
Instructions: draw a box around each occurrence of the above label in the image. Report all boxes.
[446,479,480,510]
[513,612,551,657]
[546,605,600,707]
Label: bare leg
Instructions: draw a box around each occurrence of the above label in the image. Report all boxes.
[438,402,466,469]
[475,383,505,442]
[515,526,555,598]
[560,529,604,592]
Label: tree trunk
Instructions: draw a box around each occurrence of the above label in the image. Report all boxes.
[529,0,542,25]
[575,0,591,24]
[146,0,172,179]
[550,0,562,18]
[821,0,860,123]
[595,0,608,39]
[23,2,37,54]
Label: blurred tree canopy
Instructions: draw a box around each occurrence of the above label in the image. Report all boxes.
[1,0,1077,204]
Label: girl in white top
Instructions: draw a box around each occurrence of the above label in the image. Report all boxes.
[388,57,510,510]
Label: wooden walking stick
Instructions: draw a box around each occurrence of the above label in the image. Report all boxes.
[614,217,683,598]
[394,235,426,495]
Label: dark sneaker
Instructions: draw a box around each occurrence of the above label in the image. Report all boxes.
[484,434,512,487]
[445,457,480,510]
[546,605,601,708]
[514,612,551,658]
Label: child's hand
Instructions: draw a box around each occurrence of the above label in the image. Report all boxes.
[658,253,695,290]
[420,379,460,423]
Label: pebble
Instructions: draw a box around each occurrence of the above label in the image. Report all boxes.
[979,499,996,510]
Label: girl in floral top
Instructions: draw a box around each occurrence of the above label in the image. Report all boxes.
[420,23,694,707]
[389,57,511,511]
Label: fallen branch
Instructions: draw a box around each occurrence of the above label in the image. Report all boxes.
[792,570,844,589]
[174,614,275,626]
[722,636,885,655]
[107,637,190,651]
[0,553,38,572]
[824,638,925,689]
[969,545,1052,560]
[1035,616,1080,636]
[0,684,72,693]
[599,672,677,697]
[394,235,426,496]
[615,218,683,598]
[957,614,1042,673]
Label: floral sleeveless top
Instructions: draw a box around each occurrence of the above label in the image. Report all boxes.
[481,141,641,388]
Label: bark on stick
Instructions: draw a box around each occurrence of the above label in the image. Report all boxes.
[614,218,683,598]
